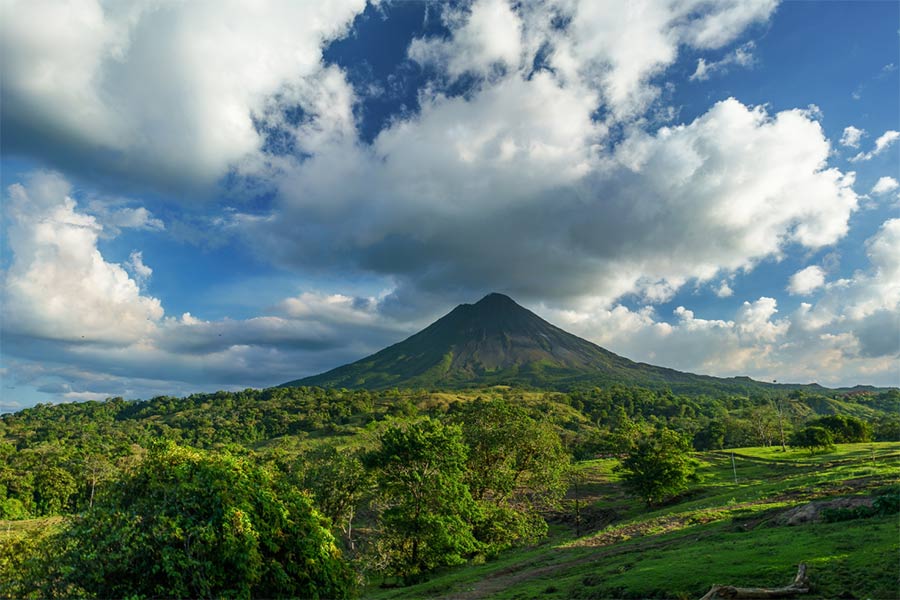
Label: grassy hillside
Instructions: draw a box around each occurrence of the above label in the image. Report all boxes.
[4,445,896,599]
[366,443,900,600]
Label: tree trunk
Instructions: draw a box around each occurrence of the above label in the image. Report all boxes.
[698,563,809,600]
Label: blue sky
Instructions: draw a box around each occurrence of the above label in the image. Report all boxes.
[1,0,898,410]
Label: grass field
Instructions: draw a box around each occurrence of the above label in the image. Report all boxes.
[365,442,900,600]
[0,515,62,542]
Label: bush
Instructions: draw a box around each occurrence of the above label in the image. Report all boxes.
[0,497,28,520]
[616,428,698,507]
[873,487,900,516]
[24,442,356,599]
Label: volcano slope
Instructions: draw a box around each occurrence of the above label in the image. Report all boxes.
[284,293,860,396]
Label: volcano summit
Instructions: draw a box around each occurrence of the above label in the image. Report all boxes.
[283,293,811,394]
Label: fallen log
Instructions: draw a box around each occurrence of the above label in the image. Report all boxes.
[698,563,809,600]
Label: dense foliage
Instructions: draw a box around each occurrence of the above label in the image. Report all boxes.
[366,418,478,579]
[452,398,569,551]
[1,386,896,522]
[4,443,355,599]
[805,414,872,443]
[1,384,896,594]
[790,426,837,454]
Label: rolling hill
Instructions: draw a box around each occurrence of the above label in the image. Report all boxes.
[283,293,842,395]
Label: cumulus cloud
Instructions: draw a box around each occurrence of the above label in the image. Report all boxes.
[539,0,775,119]
[850,130,900,162]
[408,0,522,79]
[840,125,865,148]
[690,41,756,81]
[126,251,152,286]
[788,266,826,295]
[2,171,164,345]
[0,0,367,190]
[0,171,416,397]
[407,0,776,121]
[5,0,895,399]
[541,220,899,387]
[248,96,857,307]
[225,1,844,308]
[871,176,899,196]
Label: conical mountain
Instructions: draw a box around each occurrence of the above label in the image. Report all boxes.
[283,293,787,394]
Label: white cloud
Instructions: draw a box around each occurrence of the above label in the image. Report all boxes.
[690,41,756,81]
[126,251,152,286]
[871,176,899,195]
[248,96,857,307]
[840,125,865,148]
[406,0,777,122]
[716,281,734,298]
[0,171,417,395]
[788,265,826,295]
[850,130,900,162]
[409,0,522,79]
[2,171,164,345]
[544,0,775,119]
[0,0,367,190]
[100,206,164,231]
[542,220,900,387]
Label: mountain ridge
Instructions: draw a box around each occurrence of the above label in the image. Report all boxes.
[282,293,863,394]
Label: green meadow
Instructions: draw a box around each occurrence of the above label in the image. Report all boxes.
[366,442,899,600]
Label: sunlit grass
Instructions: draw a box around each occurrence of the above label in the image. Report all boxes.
[364,442,900,600]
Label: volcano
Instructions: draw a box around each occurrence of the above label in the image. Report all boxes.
[282,293,805,394]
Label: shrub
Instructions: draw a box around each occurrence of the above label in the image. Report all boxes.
[25,442,356,598]
[616,428,699,507]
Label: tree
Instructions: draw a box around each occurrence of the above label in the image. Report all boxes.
[749,405,779,447]
[617,428,698,506]
[366,418,477,580]
[693,419,727,450]
[453,399,569,552]
[33,442,355,599]
[790,426,836,454]
[807,414,871,443]
[33,466,77,516]
[301,445,372,551]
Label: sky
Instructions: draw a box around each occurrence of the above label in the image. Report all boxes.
[1,0,898,411]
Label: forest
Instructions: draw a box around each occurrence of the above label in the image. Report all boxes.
[1,385,897,598]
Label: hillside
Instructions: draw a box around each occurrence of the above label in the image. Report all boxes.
[284,293,849,395]
[3,386,897,598]
[367,442,900,600]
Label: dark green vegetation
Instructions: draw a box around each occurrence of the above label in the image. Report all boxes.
[7,443,353,598]
[1,382,898,598]
[285,294,889,397]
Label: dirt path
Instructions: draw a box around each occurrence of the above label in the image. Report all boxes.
[438,535,692,600]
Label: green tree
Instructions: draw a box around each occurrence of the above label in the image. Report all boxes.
[366,418,477,580]
[32,442,355,599]
[301,445,372,551]
[33,466,77,516]
[807,414,871,443]
[693,419,727,450]
[617,428,698,506]
[790,426,836,454]
[453,399,569,552]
